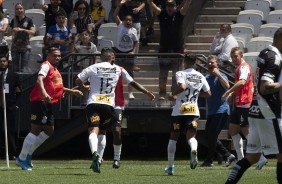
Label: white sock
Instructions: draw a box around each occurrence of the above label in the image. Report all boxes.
[97,134,106,158]
[188,137,198,151]
[29,131,49,155]
[232,134,244,160]
[259,154,266,161]
[167,139,177,167]
[19,133,37,160]
[113,144,122,161]
[88,133,98,154]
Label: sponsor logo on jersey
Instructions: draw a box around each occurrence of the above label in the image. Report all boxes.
[97,67,117,74]
[180,104,196,115]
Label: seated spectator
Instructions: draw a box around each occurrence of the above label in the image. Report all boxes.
[23,0,44,9]
[60,0,74,19]
[10,3,35,72]
[73,29,98,70]
[46,11,72,69]
[114,2,138,99]
[90,0,106,44]
[69,0,94,35]
[209,24,238,66]
[42,0,67,60]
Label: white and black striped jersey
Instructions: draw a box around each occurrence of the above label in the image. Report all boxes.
[255,45,282,119]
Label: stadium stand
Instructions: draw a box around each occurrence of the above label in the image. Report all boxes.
[246,36,273,52]
[236,10,263,34]
[243,0,271,21]
[259,23,282,37]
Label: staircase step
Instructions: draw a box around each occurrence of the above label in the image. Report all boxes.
[186,43,211,50]
[195,22,232,29]
[186,35,214,43]
[204,0,245,8]
[184,49,210,56]
[197,15,237,22]
[194,28,219,35]
[201,7,241,15]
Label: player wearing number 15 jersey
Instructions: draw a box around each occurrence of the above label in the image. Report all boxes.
[166,53,211,174]
[75,47,155,174]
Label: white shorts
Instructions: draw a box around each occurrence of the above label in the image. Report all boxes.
[247,117,282,155]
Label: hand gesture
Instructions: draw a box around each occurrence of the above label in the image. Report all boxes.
[43,93,52,103]
[71,89,83,97]
[211,67,220,76]
[146,91,155,101]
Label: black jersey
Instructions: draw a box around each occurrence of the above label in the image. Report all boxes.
[255,45,282,119]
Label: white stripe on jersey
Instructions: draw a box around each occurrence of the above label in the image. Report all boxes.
[172,68,210,116]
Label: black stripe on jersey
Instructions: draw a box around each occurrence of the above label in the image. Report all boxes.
[272,119,282,153]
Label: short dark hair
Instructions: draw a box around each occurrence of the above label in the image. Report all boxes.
[0,54,8,60]
[184,52,197,64]
[273,28,282,43]
[47,47,60,54]
[55,11,67,18]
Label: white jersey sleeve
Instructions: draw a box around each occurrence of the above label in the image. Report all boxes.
[121,68,134,84]
[77,67,95,82]
[239,65,251,81]
[38,63,50,77]
[201,77,210,92]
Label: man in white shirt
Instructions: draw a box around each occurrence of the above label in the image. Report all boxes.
[210,24,238,65]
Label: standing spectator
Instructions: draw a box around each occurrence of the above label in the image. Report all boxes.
[75,47,154,173]
[210,24,238,66]
[15,47,82,171]
[73,29,98,70]
[69,0,94,34]
[0,9,8,56]
[201,55,236,167]
[148,0,191,100]
[108,0,119,23]
[42,0,67,60]
[0,54,21,160]
[59,0,74,19]
[89,0,106,44]
[46,11,72,69]
[221,47,253,161]
[226,28,282,184]
[166,53,211,175]
[114,4,138,99]
[10,3,35,72]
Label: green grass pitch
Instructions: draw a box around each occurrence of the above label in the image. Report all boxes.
[0,159,277,184]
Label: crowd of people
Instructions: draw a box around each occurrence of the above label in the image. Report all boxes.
[0,0,282,183]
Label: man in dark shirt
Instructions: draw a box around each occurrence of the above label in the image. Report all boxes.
[148,0,191,100]
[0,54,21,159]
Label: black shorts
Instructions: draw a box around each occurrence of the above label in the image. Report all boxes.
[86,103,116,129]
[30,101,54,126]
[230,106,249,127]
[170,115,198,133]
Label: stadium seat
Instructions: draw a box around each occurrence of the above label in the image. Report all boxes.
[267,10,282,24]
[2,0,17,10]
[3,36,12,50]
[244,0,271,21]
[231,23,254,43]
[237,10,263,34]
[97,38,114,51]
[29,36,44,56]
[98,23,118,47]
[243,52,260,71]
[37,25,46,36]
[247,0,276,7]
[246,37,273,52]
[102,0,111,22]
[259,23,282,37]
[234,36,246,51]
[25,10,45,31]
[26,53,42,73]
[274,0,282,10]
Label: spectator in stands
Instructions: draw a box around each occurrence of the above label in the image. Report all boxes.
[210,24,238,66]
[166,53,211,174]
[42,0,67,60]
[89,0,106,44]
[201,55,236,167]
[221,47,253,162]
[60,0,74,19]
[46,11,73,69]
[114,2,138,99]
[75,47,154,173]
[0,9,8,55]
[108,0,119,23]
[15,47,82,171]
[148,0,191,100]
[23,0,44,9]
[73,29,98,70]
[10,3,35,72]
[0,54,21,160]
[70,0,94,35]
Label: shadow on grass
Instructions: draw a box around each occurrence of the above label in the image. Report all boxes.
[136,174,185,177]
[43,173,87,176]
